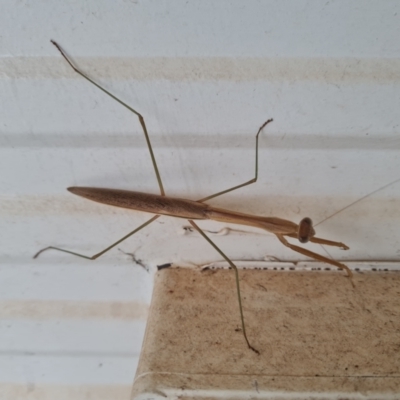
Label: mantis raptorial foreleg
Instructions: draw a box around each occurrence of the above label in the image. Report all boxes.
[284,233,349,250]
[276,234,355,287]
[308,236,349,250]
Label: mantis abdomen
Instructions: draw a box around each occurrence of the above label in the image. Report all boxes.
[68,187,210,220]
[68,186,298,235]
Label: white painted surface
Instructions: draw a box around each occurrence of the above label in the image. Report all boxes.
[1,1,400,398]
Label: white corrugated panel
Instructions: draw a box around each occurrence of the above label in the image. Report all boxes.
[1,1,399,399]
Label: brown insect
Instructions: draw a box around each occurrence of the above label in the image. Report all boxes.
[35,40,364,354]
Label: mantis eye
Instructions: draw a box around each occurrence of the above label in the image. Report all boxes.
[298,217,314,243]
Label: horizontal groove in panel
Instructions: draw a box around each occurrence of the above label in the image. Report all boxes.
[0,300,148,320]
[1,57,400,82]
[0,383,132,399]
[1,133,400,149]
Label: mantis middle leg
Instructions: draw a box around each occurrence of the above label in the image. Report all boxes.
[188,220,259,354]
[197,119,273,203]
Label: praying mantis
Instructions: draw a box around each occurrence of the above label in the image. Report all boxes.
[35,40,359,355]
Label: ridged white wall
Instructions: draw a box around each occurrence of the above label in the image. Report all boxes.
[1,1,400,399]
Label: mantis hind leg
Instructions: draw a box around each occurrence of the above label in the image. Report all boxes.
[34,215,160,259]
[188,220,260,355]
[35,43,165,260]
[197,119,273,203]
[276,234,355,288]
[51,41,165,196]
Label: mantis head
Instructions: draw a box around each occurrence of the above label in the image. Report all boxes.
[298,217,315,243]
